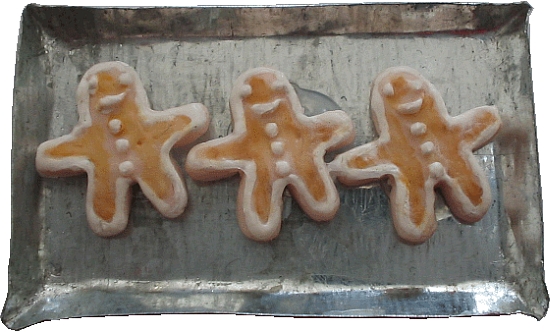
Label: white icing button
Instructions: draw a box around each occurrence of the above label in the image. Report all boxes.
[275,161,291,177]
[420,141,435,155]
[429,162,445,179]
[108,119,122,134]
[382,82,394,96]
[265,123,279,138]
[116,139,130,153]
[271,141,284,156]
[118,161,135,176]
[410,122,427,136]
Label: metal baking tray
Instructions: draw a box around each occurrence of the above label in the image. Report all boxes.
[3,3,548,329]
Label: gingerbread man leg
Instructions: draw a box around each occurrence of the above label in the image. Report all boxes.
[86,169,132,236]
[237,163,284,241]
[388,172,438,243]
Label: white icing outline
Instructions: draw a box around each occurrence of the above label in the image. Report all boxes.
[36,61,210,237]
[329,66,501,244]
[186,67,355,241]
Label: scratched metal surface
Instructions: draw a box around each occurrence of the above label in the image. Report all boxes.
[3,3,548,330]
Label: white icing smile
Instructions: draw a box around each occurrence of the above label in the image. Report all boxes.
[250,99,282,115]
[100,92,127,108]
[397,98,423,114]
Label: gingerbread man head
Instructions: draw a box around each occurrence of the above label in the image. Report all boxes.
[75,62,150,125]
[230,67,305,134]
[370,66,449,139]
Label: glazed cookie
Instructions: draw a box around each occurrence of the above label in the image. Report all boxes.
[36,61,210,237]
[185,67,354,241]
[329,66,501,244]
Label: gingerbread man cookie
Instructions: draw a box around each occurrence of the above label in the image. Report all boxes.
[36,61,210,237]
[185,67,354,241]
[329,66,501,244]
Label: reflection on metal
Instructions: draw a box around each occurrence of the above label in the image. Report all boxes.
[4,3,547,330]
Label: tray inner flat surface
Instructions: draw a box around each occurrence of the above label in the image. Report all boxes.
[4,3,548,329]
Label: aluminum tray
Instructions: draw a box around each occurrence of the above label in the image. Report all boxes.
[3,2,548,329]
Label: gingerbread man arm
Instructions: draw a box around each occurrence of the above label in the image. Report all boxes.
[146,103,210,147]
[453,105,501,151]
[35,126,94,177]
[136,103,210,218]
[309,110,355,151]
[329,140,398,186]
[185,134,249,181]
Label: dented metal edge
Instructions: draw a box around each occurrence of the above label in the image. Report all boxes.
[2,278,538,329]
[23,2,531,45]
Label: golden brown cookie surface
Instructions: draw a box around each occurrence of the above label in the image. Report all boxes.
[330,66,501,244]
[36,61,210,236]
[186,67,354,241]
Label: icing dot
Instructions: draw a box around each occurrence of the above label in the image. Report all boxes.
[420,141,435,155]
[118,161,135,176]
[429,162,445,179]
[118,72,133,86]
[271,141,284,156]
[108,119,122,134]
[240,84,252,98]
[115,139,130,153]
[265,123,278,138]
[88,75,98,95]
[272,79,286,91]
[409,79,423,91]
[410,122,427,136]
[275,161,291,177]
[382,82,394,96]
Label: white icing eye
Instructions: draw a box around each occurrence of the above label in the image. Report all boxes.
[118,72,133,86]
[408,79,423,91]
[88,75,98,95]
[272,78,287,91]
[240,84,252,98]
[382,82,394,96]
